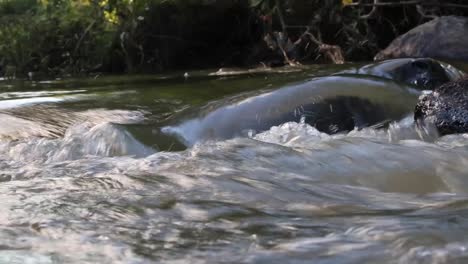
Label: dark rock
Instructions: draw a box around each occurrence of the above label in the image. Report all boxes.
[375,16,468,63]
[415,78,468,135]
[348,58,454,90]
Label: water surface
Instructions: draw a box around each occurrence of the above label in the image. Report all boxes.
[0,65,468,263]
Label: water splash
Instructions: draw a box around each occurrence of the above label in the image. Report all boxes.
[0,106,146,140]
[1,67,468,263]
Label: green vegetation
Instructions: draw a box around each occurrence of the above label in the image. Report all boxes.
[0,0,110,76]
[0,0,467,77]
[0,0,260,76]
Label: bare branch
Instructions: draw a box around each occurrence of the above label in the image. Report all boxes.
[293,27,345,64]
[346,0,468,9]
[359,0,381,19]
[416,4,438,19]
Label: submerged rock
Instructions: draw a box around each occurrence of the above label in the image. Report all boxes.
[375,16,468,63]
[346,58,456,90]
[165,59,465,146]
[164,75,419,146]
[415,78,468,135]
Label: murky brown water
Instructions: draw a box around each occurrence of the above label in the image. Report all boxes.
[0,64,468,263]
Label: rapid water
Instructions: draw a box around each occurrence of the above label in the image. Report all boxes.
[1,65,468,263]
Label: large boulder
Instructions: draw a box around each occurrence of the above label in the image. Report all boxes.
[414,78,468,135]
[375,16,468,63]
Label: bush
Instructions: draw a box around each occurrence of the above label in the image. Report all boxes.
[0,0,115,76]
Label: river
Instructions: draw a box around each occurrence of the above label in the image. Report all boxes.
[0,64,468,263]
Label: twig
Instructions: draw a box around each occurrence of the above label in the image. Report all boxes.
[278,44,297,66]
[346,0,468,9]
[294,27,344,64]
[360,0,381,19]
[416,4,438,19]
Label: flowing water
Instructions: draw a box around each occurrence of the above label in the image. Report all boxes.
[1,65,468,263]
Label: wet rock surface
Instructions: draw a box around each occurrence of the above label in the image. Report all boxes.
[415,78,468,135]
[375,16,468,63]
[348,58,454,90]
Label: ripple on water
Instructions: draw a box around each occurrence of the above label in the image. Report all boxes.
[0,105,146,139]
[1,110,468,263]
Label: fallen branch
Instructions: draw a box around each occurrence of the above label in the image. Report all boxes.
[263,6,345,65]
[294,27,344,64]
